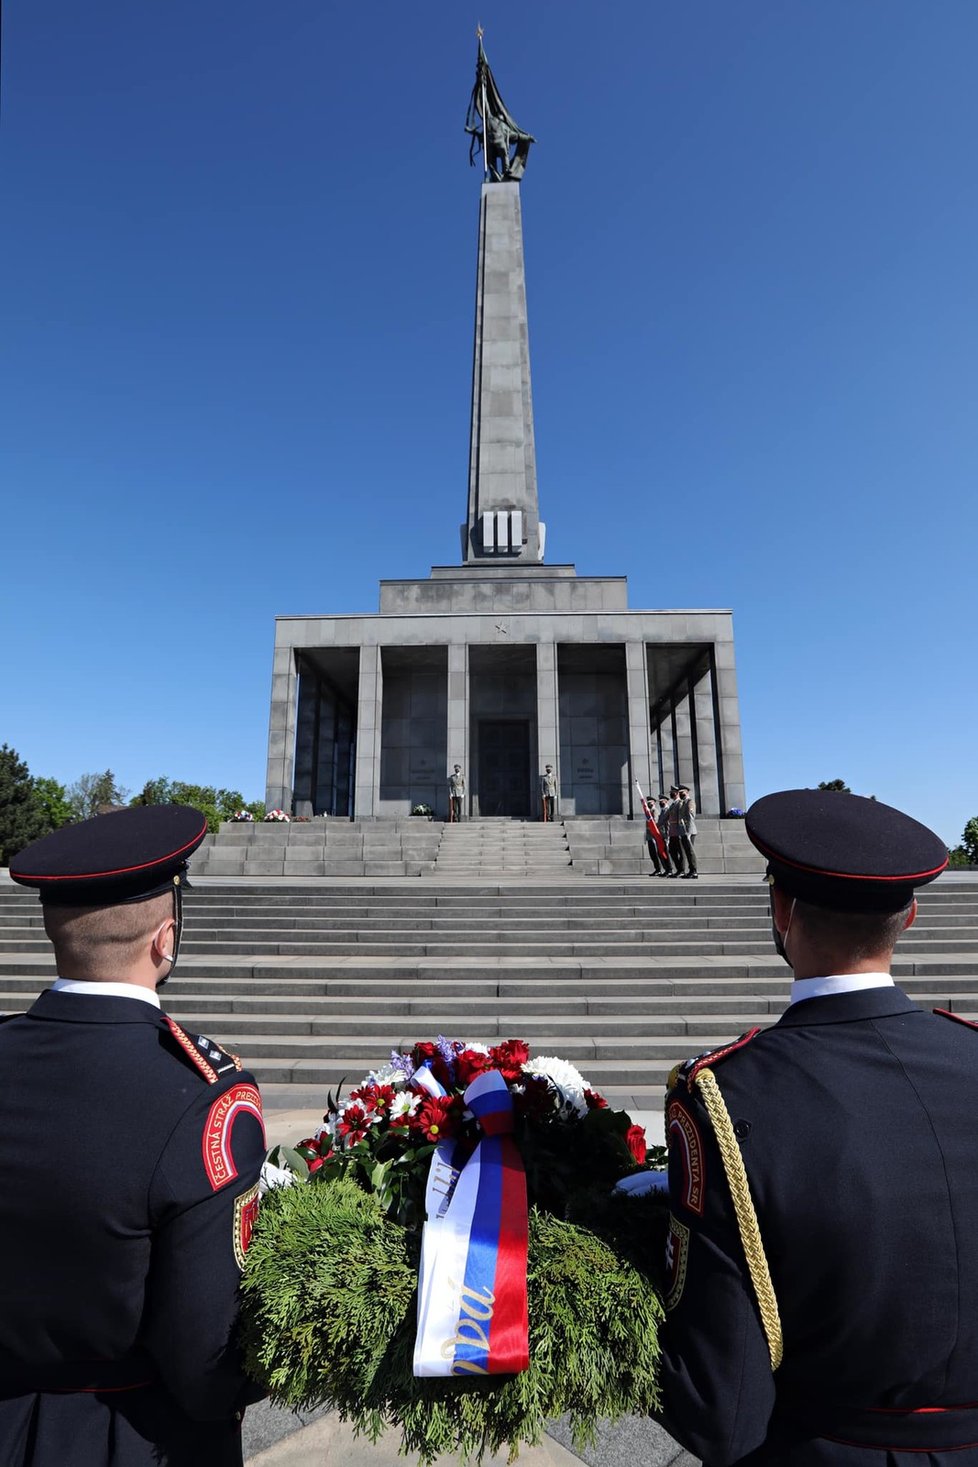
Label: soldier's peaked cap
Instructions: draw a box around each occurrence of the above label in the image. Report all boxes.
[746,789,947,912]
[10,805,208,907]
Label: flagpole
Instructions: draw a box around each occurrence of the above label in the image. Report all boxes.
[477,26,489,178]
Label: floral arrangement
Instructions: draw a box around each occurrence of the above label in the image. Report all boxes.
[263,809,291,822]
[410,803,433,818]
[726,807,746,818]
[242,1039,667,1463]
[231,810,255,823]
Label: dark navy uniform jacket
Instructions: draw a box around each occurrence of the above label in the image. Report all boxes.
[657,985,978,1467]
[0,989,266,1467]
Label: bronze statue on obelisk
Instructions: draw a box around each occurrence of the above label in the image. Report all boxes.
[465,29,535,182]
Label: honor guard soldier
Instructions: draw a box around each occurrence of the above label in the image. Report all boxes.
[1,806,266,1467]
[653,789,978,1467]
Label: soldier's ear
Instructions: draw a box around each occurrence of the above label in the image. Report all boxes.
[903,899,917,932]
[151,917,176,961]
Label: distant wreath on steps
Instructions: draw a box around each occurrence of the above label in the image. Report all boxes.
[410,803,434,819]
[231,810,255,823]
[264,809,291,823]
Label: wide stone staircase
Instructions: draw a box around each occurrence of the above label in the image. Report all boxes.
[564,816,761,876]
[191,818,443,878]
[189,815,761,880]
[432,820,571,876]
[2,876,976,1102]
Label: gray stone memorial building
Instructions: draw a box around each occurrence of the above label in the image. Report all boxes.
[265,79,746,824]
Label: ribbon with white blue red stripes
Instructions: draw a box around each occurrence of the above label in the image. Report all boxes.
[413,1068,530,1377]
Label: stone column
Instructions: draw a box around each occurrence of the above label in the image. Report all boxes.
[353,644,383,819]
[694,665,721,815]
[713,640,746,812]
[536,641,558,797]
[447,643,469,814]
[264,642,298,812]
[673,690,695,793]
[625,642,653,817]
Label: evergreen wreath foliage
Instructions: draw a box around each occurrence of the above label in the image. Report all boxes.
[241,1176,664,1463]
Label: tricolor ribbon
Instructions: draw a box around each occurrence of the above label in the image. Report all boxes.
[413,1068,530,1377]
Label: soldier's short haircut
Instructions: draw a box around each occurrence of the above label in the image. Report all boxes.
[44,892,173,979]
[794,898,913,964]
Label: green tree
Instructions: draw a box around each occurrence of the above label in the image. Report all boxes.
[0,745,49,865]
[133,777,264,832]
[67,770,130,822]
[956,817,978,867]
[947,846,971,870]
[131,777,175,807]
[817,779,851,793]
[33,776,73,832]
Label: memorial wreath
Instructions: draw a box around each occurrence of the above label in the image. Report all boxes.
[241,1038,668,1462]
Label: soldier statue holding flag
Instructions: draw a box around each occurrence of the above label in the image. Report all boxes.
[465,31,535,182]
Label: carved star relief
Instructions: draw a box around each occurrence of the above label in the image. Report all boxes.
[494,622,509,635]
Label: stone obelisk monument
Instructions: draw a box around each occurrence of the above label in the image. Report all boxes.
[263,38,747,821]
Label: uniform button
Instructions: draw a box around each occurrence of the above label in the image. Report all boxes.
[734,1119,751,1139]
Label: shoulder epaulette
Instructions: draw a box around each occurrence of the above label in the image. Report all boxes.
[164,1016,243,1084]
[668,1027,763,1093]
[933,1008,978,1033]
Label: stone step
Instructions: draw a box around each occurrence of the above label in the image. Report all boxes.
[3,961,976,991]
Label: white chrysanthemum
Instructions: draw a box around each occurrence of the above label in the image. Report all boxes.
[390,1091,421,1122]
[461,1042,491,1056]
[521,1055,590,1117]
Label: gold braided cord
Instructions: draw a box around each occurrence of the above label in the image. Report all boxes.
[693,1067,783,1370]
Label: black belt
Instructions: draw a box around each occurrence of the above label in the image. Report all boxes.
[0,1358,156,1396]
[821,1404,978,1452]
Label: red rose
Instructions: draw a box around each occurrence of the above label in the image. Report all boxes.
[411,1096,461,1144]
[626,1124,647,1165]
[456,1048,493,1088]
[584,1088,609,1110]
[490,1039,530,1082]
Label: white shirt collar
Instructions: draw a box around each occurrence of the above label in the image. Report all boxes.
[51,978,161,1010]
[789,972,895,1006]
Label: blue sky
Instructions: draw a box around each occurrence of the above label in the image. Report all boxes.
[2,2,975,846]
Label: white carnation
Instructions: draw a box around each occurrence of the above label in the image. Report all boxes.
[462,1042,491,1055]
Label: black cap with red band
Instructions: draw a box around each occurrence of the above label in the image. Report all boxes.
[745,789,948,913]
[10,805,208,907]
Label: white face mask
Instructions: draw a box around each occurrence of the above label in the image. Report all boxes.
[770,893,797,967]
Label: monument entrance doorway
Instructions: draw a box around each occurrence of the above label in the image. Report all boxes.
[477,719,531,817]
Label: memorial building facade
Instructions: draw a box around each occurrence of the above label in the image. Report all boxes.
[264,59,746,822]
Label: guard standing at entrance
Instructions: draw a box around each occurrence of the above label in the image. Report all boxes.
[540,764,557,821]
[448,765,465,822]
